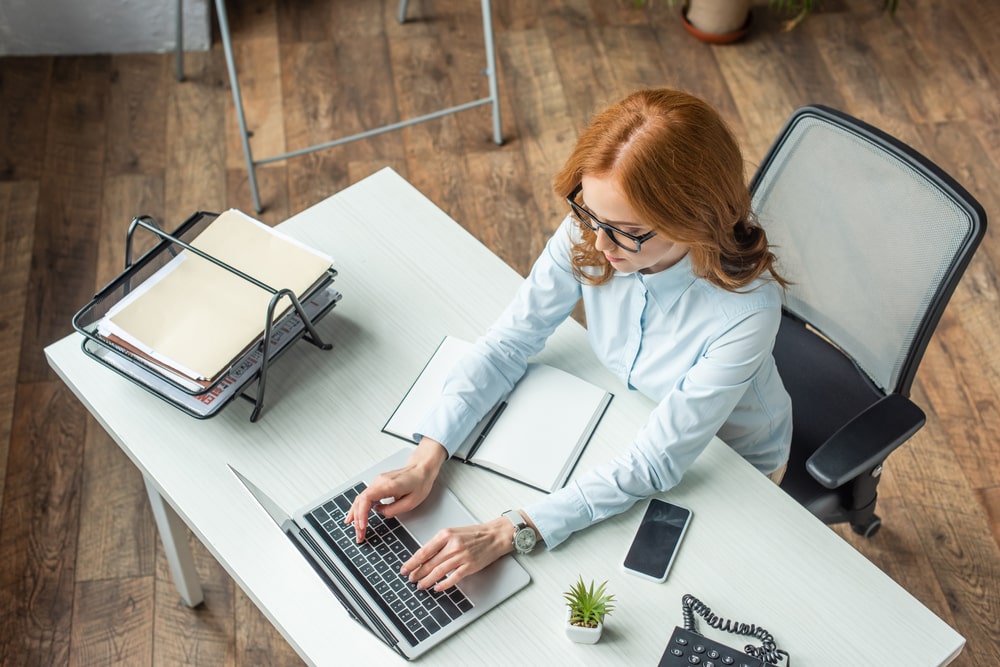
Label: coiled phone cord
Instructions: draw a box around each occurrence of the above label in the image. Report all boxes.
[681,594,790,666]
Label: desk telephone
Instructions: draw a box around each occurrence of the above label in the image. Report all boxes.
[657,594,789,667]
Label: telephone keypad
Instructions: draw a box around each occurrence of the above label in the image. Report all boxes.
[658,626,765,667]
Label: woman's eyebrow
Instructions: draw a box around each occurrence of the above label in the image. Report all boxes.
[580,199,641,228]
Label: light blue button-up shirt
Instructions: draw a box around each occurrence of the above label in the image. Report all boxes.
[416,217,792,549]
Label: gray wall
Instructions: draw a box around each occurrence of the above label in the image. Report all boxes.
[0,0,210,56]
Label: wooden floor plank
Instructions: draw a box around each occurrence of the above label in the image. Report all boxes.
[0,57,53,181]
[75,422,157,582]
[279,34,405,213]
[234,589,302,667]
[541,2,619,134]
[225,2,286,174]
[22,57,110,383]
[0,180,38,516]
[152,532,236,666]
[891,383,1000,666]
[832,496,957,627]
[274,0,335,44]
[804,11,914,139]
[0,382,87,667]
[715,21,849,162]
[394,0,498,149]
[977,485,1000,551]
[494,27,574,252]
[954,0,1000,75]
[463,149,544,278]
[68,577,154,667]
[858,0,961,127]
[387,3,484,234]
[899,0,999,129]
[226,165,290,226]
[97,174,166,286]
[106,54,168,177]
[164,50,228,223]
[601,24,674,101]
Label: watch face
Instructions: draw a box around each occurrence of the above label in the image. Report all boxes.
[514,528,536,553]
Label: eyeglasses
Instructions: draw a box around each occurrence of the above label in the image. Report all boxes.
[566,183,656,253]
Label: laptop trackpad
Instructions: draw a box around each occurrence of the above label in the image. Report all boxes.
[379,458,531,605]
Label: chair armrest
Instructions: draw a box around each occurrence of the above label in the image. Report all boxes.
[806,394,926,489]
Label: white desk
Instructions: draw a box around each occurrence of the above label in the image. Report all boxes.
[45,168,964,665]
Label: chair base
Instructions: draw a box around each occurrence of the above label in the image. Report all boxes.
[783,468,883,539]
[851,514,882,538]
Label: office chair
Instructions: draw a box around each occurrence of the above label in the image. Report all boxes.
[750,105,987,537]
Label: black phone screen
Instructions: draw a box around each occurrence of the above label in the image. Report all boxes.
[623,498,692,582]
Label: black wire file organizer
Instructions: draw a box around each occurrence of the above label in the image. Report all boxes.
[72,211,340,421]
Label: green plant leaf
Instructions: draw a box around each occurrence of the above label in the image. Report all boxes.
[563,576,616,628]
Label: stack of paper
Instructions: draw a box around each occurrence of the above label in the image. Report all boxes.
[91,286,341,417]
[97,209,333,384]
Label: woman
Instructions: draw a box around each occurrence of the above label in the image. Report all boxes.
[347,88,792,592]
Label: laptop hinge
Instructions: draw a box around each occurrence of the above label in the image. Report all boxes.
[292,528,401,650]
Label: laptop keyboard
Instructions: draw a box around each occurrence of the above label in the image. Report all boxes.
[305,482,475,646]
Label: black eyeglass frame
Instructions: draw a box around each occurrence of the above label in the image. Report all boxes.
[565,183,656,253]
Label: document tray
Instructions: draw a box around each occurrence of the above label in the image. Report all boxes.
[72,211,339,421]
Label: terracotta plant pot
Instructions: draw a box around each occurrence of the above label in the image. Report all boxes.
[682,0,752,43]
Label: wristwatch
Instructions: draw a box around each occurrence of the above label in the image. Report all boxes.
[502,510,537,555]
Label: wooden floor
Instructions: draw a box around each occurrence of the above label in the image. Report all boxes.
[1,0,998,664]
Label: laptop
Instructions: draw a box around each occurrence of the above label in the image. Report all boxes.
[231,448,531,660]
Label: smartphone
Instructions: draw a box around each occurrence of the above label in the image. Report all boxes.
[622,498,692,583]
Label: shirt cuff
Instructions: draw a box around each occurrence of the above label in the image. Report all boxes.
[414,395,481,458]
[521,483,593,550]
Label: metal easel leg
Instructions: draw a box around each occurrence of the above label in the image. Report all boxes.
[481,0,502,145]
[399,0,501,144]
[175,0,185,81]
[144,475,205,607]
[215,0,263,213]
[195,0,499,210]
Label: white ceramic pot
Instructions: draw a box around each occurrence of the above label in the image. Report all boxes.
[565,610,603,644]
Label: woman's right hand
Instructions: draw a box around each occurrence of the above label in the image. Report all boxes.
[346,437,448,542]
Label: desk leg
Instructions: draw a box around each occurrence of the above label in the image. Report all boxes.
[144,475,205,607]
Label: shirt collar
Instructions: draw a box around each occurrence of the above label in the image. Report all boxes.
[629,253,698,313]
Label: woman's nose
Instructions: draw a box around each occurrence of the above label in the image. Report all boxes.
[594,226,615,252]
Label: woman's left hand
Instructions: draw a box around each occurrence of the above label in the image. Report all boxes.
[401,516,513,591]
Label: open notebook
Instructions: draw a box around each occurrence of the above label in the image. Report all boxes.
[383,336,613,493]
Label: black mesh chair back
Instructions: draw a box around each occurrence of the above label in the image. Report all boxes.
[750,105,987,536]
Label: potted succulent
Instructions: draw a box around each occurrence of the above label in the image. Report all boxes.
[563,577,616,644]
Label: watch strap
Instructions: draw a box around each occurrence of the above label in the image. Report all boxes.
[502,509,526,530]
[502,509,536,554]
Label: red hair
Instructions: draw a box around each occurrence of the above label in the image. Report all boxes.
[553,88,786,291]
